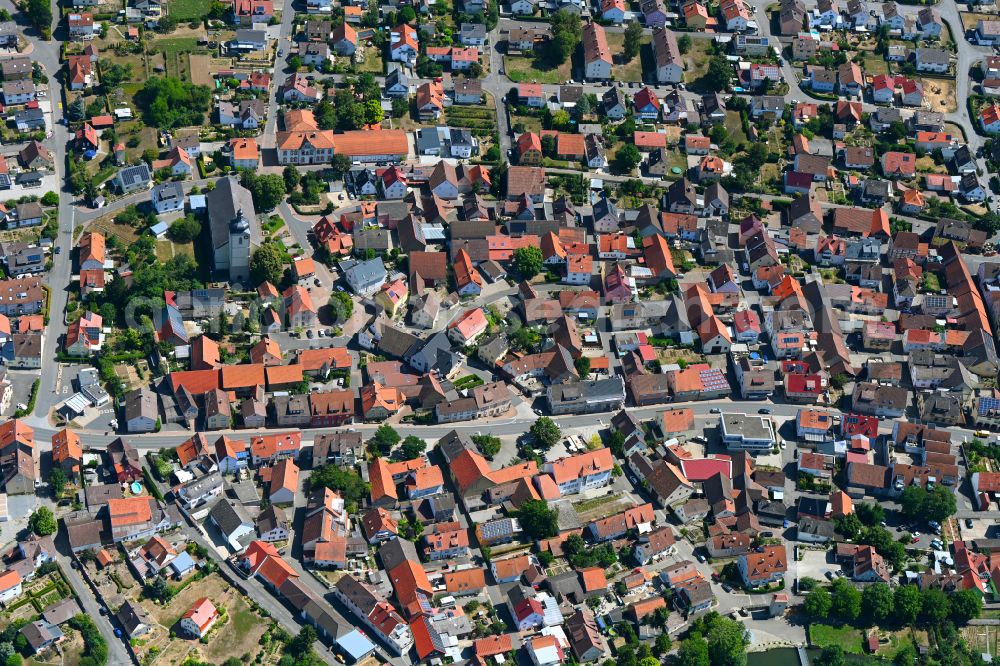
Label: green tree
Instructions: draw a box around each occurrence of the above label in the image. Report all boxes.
[623,21,643,61]
[703,56,733,92]
[515,499,559,539]
[513,246,543,278]
[48,468,66,497]
[677,635,710,666]
[899,486,925,520]
[399,6,417,22]
[830,578,861,621]
[835,513,863,540]
[472,434,502,458]
[920,588,949,625]
[814,646,846,666]
[704,614,749,666]
[399,436,426,460]
[803,587,832,619]
[309,465,368,509]
[40,191,58,206]
[614,144,642,175]
[287,625,318,659]
[574,356,590,377]
[314,98,336,130]
[364,99,384,125]
[331,154,352,179]
[855,502,885,526]
[922,485,957,522]
[143,575,173,602]
[678,34,692,54]
[950,589,983,625]
[639,658,659,666]
[529,417,561,450]
[549,10,582,63]
[67,97,85,122]
[370,424,401,455]
[28,507,56,536]
[654,632,672,656]
[168,215,202,242]
[135,76,212,128]
[249,243,285,287]
[241,172,287,211]
[861,582,894,626]
[894,585,922,625]
[100,61,132,89]
[329,291,354,323]
[25,0,53,36]
[283,165,300,193]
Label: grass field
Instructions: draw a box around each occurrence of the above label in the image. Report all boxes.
[809,624,864,654]
[724,109,748,144]
[202,595,268,663]
[155,37,202,81]
[169,0,212,20]
[89,215,140,245]
[511,113,543,134]
[684,39,715,91]
[505,53,572,85]
[156,239,195,261]
[606,32,648,83]
[862,53,889,75]
[355,45,385,74]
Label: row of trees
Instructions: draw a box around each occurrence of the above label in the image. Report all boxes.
[804,580,982,628]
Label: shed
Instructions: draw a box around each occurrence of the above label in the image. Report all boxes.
[337,629,376,663]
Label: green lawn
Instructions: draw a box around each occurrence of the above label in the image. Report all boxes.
[355,47,385,74]
[724,109,748,144]
[862,53,889,75]
[809,624,864,654]
[231,606,258,634]
[511,114,543,134]
[169,0,212,20]
[155,37,201,56]
[504,54,572,85]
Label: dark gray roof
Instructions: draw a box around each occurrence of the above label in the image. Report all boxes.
[377,323,421,359]
[378,536,419,571]
[42,598,81,626]
[117,163,151,188]
[208,499,252,536]
[257,504,288,534]
[206,176,258,250]
[116,601,154,636]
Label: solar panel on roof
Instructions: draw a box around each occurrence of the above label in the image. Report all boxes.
[979,398,1000,414]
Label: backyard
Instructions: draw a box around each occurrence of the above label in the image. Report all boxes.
[168,0,213,21]
[684,39,715,91]
[504,52,573,85]
[809,623,863,654]
[606,32,648,83]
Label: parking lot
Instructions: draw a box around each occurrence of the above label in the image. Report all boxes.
[796,547,842,583]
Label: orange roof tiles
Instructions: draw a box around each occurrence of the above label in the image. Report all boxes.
[107,497,153,527]
[51,428,82,465]
[578,566,608,592]
[444,568,486,594]
[220,363,266,390]
[265,364,304,387]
